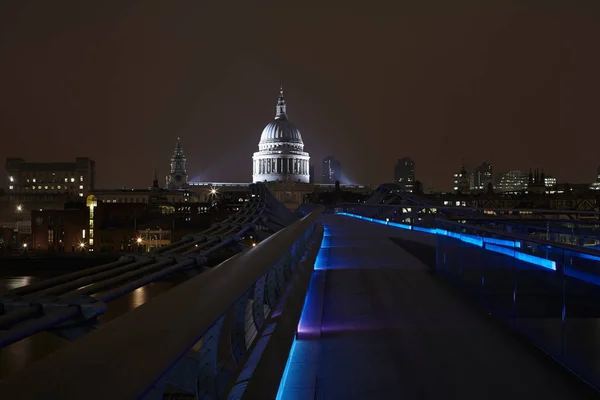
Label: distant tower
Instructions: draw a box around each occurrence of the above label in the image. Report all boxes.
[322,156,342,184]
[394,157,415,192]
[166,138,188,189]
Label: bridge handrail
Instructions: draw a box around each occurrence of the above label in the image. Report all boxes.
[0,208,323,399]
[436,218,600,259]
[335,202,600,216]
[335,204,600,259]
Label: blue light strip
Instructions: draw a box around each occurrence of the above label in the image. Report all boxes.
[482,236,521,248]
[485,243,556,270]
[276,228,327,400]
[335,212,555,270]
[339,212,600,289]
[413,226,437,234]
[576,252,600,262]
[275,337,298,400]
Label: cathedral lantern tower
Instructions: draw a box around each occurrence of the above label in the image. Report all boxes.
[166,137,188,189]
[252,86,310,183]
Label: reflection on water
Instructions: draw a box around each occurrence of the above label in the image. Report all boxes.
[132,286,147,308]
[3,276,32,291]
[0,271,188,381]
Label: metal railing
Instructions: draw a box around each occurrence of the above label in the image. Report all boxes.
[0,208,323,399]
[434,219,600,391]
[336,207,600,391]
[334,202,600,247]
[0,183,299,347]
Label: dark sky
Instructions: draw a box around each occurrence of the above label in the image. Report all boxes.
[1,1,599,191]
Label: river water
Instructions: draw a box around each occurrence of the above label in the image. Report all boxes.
[0,260,189,381]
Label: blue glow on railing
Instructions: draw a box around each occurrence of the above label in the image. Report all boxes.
[413,226,437,234]
[275,337,298,400]
[482,236,521,249]
[336,212,554,270]
[485,244,556,270]
[565,267,600,286]
[461,235,484,247]
[297,270,325,337]
[576,252,600,262]
[277,226,328,399]
[314,251,328,270]
[389,222,411,230]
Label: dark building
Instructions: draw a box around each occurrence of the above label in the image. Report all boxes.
[453,165,470,193]
[309,165,315,184]
[394,157,415,192]
[322,156,341,184]
[472,161,493,191]
[31,206,87,252]
[6,157,96,201]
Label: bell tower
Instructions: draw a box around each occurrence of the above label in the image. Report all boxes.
[166,137,188,189]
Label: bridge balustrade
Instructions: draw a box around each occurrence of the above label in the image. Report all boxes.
[336,207,600,390]
[434,219,600,390]
[0,209,323,400]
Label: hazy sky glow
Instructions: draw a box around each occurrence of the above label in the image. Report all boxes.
[1,1,599,190]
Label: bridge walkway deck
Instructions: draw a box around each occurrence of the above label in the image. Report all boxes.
[279,214,597,399]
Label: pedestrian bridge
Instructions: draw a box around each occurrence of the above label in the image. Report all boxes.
[1,195,600,399]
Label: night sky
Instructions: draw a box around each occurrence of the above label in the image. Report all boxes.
[1,1,599,191]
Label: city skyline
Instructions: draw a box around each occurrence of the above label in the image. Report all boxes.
[1,1,599,191]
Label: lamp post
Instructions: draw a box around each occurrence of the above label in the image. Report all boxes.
[14,204,23,249]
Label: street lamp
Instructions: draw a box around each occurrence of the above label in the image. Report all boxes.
[16,204,23,212]
[137,237,142,244]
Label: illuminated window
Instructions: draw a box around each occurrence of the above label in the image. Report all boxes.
[79,193,83,197]
[57,185,61,189]
[9,176,14,182]
[9,185,13,190]
[44,186,48,190]
[79,185,83,190]
[33,178,36,183]
[71,178,75,182]
[64,178,68,182]
[80,176,84,182]
[26,179,30,183]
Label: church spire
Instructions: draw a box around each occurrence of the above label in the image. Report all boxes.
[166,137,188,189]
[275,85,287,120]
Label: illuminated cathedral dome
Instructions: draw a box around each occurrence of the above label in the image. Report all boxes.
[253,87,310,183]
